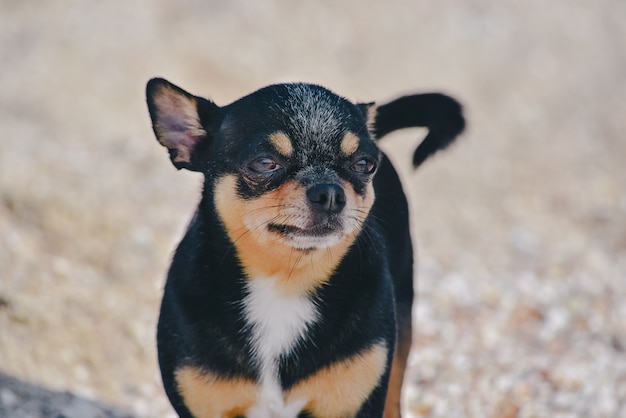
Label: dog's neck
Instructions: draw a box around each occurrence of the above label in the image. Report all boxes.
[230,236,355,295]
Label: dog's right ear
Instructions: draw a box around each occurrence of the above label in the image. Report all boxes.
[146,78,219,171]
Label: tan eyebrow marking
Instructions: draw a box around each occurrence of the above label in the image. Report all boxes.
[340,132,360,156]
[268,131,294,157]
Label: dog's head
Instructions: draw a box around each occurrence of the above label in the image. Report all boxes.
[147,78,379,284]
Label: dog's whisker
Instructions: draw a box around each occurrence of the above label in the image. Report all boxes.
[242,205,288,216]
[287,250,305,282]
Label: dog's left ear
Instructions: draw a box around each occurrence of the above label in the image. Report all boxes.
[146,78,219,171]
[357,102,377,135]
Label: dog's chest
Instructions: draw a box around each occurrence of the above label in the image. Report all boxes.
[242,277,318,417]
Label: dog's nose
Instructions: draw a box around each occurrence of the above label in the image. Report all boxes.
[307,184,346,214]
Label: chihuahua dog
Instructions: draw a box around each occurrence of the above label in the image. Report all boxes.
[146,78,464,418]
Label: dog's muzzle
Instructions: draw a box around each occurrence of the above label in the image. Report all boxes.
[306,183,346,216]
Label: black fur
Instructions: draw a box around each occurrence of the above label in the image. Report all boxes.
[146,78,464,418]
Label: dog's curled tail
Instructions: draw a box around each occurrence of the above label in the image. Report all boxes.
[373,93,465,168]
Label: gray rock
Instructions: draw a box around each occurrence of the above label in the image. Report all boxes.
[0,373,133,418]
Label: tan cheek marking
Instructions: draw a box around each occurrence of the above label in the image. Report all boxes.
[175,366,257,418]
[340,132,360,156]
[286,343,388,418]
[346,181,375,227]
[214,175,249,242]
[269,131,294,158]
[362,182,375,215]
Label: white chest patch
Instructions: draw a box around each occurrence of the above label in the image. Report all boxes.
[243,277,318,418]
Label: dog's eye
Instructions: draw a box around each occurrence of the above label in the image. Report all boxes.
[350,159,376,174]
[248,157,281,174]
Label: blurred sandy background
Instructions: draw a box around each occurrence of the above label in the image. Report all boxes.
[1,1,625,417]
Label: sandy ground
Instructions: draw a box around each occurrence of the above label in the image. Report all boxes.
[1,1,625,417]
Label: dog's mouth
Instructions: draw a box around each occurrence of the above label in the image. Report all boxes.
[268,222,339,237]
[267,222,344,249]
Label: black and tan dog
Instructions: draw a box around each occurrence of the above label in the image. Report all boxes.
[146,78,464,418]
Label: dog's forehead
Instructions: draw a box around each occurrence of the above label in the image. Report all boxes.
[281,83,350,143]
[224,83,366,157]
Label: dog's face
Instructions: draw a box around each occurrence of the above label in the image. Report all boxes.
[147,79,380,285]
[213,84,380,252]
